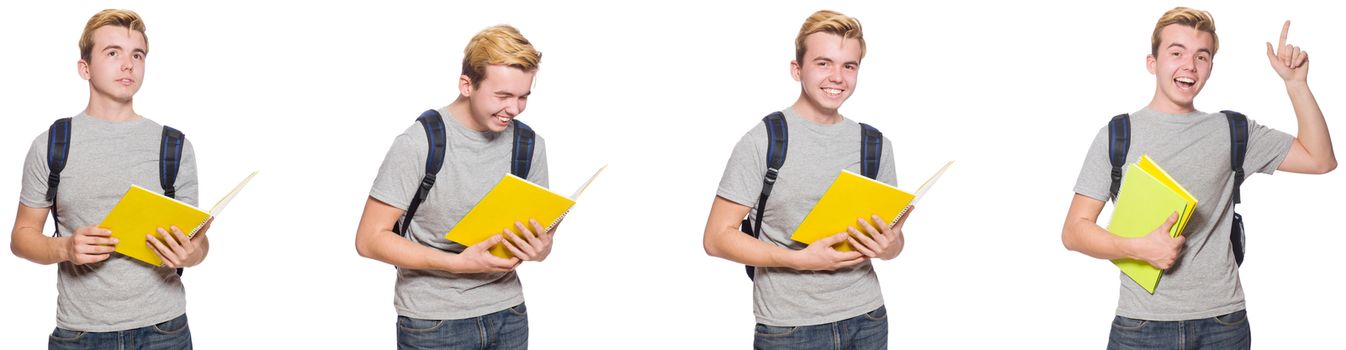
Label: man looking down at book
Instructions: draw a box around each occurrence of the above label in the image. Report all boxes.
[355,24,551,350]
[1061,7,1335,349]
[702,10,911,349]
[10,9,209,349]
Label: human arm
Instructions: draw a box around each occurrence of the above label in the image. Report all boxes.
[1268,20,1337,174]
[355,196,520,273]
[1060,194,1185,269]
[11,203,118,265]
[702,196,864,271]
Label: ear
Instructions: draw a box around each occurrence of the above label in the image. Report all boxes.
[1145,54,1157,75]
[790,59,802,82]
[459,75,474,97]
[77,59,92,80]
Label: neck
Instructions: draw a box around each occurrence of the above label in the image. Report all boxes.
[1146,92,1196,115]
[790,94,843,125]
[445,96,489,132]
[84,93,139,122]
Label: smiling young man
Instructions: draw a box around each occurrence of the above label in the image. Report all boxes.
[703,10,911,349]
[1061,7,1335,349]
[10,9,209,349]
[354,24,552,350]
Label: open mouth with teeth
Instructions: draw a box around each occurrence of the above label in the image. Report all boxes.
[1174,77,1196,89]
[493,114,512,126]
[822,87,844,96]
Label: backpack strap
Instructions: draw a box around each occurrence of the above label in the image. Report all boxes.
[158,125,187,276]
[1107,114,1131,202]
[1223,110,1250,266]
[394,109,448,237]
[741,112,788,279]
[159,126,186,199]
[751,112,788,240]
[1222,111,1249,204]
[511,120,536,178]
[859,123,883,179]
[45,118,73,236]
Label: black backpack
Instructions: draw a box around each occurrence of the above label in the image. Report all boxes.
[1107,110,1250,266]
[45,117,188,275]
[392,109,537,237]
[739,111,884,279]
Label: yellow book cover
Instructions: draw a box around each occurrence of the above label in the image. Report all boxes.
[1107,157,1196,294]
[99,171,258,267]
[1137,155,1198,236]
[790,162,952,251]
[445,165,605,258]
[789,171,911,252]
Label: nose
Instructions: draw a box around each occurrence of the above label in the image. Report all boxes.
[1182,55,1198,71]
[504,98,522,117]
[827,65,843,83]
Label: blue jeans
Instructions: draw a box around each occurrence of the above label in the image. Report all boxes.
[397,303,529,350]
[753,305,887,350]
[48,313,192,350]
[1107,309,1251,350]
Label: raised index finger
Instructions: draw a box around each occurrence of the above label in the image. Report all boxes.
[1279,20,1290,48]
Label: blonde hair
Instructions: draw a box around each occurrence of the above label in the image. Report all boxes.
[795,10,865,64]
[461,25,541,88]
[1151,7,1218,57]
[79,9,147,62]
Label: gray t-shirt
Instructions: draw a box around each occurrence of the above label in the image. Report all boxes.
[717,107,897,326]
[1073,108,1293,321]
[19,112,198,332]
[370,106,548,320]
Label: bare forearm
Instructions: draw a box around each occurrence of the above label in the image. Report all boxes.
[1288,81,1337,170]
[1062,218,1131,261]
[11,228,67,265]
[357,229,462,271]
[704,226,796,268]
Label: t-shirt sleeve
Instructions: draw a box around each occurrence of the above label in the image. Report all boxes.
[19,133,51,209]
[369,124,428,211]
[175,139,200,207]
[1072,126,1113,202]
[527,134,548,188]
[716,125,766,207]
[1242,117,1294,175]
[878,137,898,188]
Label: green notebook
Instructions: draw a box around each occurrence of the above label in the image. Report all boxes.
[1106,155,1197,294]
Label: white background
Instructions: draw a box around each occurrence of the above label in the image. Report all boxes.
[2,1,1342,348]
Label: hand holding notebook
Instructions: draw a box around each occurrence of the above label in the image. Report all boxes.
[791,161,953,252]
[1106,155,1196,294]
[445,165,606,259]
[100,171,258,267]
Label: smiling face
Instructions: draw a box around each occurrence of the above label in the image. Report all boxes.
[1146,24,1215,114]
[791,32,862,120]
[459,64,535,133]
[79,25,147,104]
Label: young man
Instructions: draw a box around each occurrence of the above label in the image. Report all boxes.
[354,25,552,350]
[1062,7,1335,349]
[10,9,210,349]
[703,10,912,349]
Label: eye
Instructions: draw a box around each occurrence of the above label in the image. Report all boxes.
[844,63,858,70]
[107,51,117,57]
[1197,55,1209,62]
[133,53,144,60]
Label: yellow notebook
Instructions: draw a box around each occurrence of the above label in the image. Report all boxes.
[445,165,606,258]
[99,171,258,266]
[1107,155,1197,294]
[790,161,953,251]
